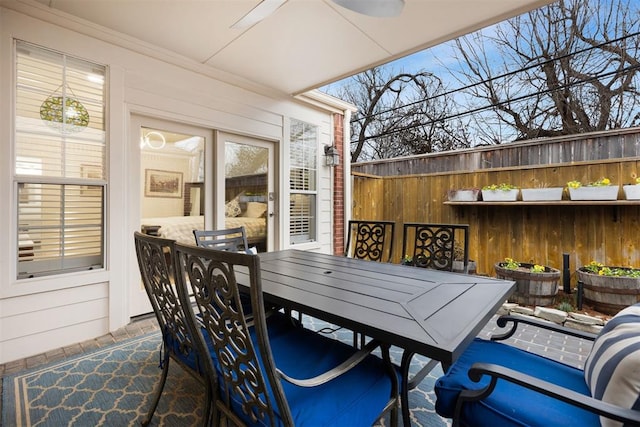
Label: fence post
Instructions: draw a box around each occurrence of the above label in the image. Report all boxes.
[562,253,571,294]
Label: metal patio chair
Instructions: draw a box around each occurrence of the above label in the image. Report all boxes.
[435,305,640,427]
[193,226,249,252]
[133,231,211,426]
[402,222,470,273]
[173,243,402,427]
[345,220,395,262]
[397,223,470,422]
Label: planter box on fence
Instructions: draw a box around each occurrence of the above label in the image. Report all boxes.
[495,262,560,306]
[568,185,619,201]
[482,189,519,202]
[447,189,480,202]
[623,184,640,200]
[576,268,640,315]
[520,187,564,201]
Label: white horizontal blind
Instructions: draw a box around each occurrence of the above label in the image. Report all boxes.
[15,40,106,279]
[289,119,317,244]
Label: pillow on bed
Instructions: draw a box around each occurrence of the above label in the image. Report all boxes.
[583,302,640,427]
[244,202,267,218]
[225,198,242,217]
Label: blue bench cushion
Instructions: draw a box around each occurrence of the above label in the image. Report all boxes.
[221,320,398,427]
[584,303,640,427]
[435,338,600,427]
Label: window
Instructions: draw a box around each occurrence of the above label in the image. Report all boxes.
[15,40,106,279]
[289,119,317,244]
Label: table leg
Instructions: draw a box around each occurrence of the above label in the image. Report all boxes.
[400,351,441,427]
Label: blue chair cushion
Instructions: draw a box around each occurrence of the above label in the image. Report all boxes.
[435,338,600,427]
[584,303,640,426]
[164,325,214,376]
[223,321,398,427]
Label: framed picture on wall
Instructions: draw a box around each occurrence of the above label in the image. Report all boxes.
[145,169,183,198]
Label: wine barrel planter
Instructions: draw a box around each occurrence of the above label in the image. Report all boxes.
[576,268,640,315]
[494,262,560,306]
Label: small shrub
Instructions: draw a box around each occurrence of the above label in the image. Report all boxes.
[556,301,574,313]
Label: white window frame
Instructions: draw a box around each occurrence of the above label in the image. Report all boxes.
[289,118,318,245]
[14,40,107,279]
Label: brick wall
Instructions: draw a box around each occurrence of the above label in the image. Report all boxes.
[333,113,344,256]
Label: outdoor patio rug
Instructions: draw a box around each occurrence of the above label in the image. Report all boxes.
[2,318,449,427]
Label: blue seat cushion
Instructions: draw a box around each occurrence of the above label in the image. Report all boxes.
[435,338,600,427]
[223,321,398,427]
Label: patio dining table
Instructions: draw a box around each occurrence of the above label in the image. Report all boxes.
[239,249,516,426]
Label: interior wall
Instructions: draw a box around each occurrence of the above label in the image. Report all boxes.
[140,151,193,218]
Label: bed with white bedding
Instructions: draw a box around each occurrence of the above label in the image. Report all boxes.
[141,215,266,246]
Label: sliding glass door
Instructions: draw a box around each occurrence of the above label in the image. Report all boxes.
[130,116,209,317]
[218,133,276,253]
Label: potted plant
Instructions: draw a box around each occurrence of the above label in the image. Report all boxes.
[520,179,564,201]
[447,188,480,202]
[622,173,640,200]
[481,183,519,202]
[452,242,476,274]
[576,261,640,315]
[494,257,560,306]
[567,177,619,200]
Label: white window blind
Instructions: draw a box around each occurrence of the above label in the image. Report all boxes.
[289,119,317,244]
[15,40,106,279]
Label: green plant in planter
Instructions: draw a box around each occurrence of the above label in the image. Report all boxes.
[567,177,611,188]
[482,183,518,191]
[502,258,547,273]
[630,173,640,185]
[502,257,520,269]
[530,264,546,273]
[583,260,640,278]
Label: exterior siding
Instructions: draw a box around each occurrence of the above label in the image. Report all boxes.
[0,6,341,363]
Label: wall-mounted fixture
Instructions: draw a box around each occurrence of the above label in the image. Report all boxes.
[140,130,166,149]
[324,145,340,167]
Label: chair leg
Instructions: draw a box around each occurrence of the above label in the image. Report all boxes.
[141,349,171,427]
[202,380,215,427]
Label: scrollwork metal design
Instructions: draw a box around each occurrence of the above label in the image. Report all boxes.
[352,222,389,262]
[182,253,273,424]
[136,239,197,362]
[411,225,455,270]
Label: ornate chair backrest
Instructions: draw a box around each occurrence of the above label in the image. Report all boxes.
[193,226,249,253]
[402,223,470,272]
[345,220,395,262]
[133,231,202,373]
[174,243,292,426]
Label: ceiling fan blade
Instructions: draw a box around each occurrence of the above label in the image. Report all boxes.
[231,0,288,29]
[333,0,405,17]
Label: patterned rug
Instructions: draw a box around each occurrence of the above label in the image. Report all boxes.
[2,317,450,426]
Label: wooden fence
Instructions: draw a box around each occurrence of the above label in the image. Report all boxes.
[351,132,640,284]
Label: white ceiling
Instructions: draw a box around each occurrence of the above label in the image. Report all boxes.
[19,0,554,96]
